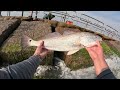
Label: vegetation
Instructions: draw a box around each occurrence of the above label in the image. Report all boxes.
[0,17,120,71]
[65,41,120,70]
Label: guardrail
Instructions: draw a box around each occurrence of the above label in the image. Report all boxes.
[44,11,120,41]
[1,11,120,41]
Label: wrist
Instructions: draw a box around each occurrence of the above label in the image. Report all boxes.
[33,55,43,61]
[93,58,109,75]
[92,57,105,63]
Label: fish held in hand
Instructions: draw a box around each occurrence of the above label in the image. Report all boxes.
[21,30,102,55]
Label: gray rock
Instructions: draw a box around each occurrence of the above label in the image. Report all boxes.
[35,55,120,79]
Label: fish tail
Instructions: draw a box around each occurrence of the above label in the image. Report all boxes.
[21,35,33,49]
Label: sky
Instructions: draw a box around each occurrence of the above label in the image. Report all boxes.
[1,11,120,32]
[77,11,120,31]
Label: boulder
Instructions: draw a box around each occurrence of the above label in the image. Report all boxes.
[1,21,53,65]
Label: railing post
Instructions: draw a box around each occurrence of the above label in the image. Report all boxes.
[8,11,10,16]
[35,11,38,19]
[22,11,24,17]
[51,25,65,66]
[31,11,33,17]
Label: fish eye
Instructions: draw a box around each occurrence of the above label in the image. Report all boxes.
[29,40,32,42]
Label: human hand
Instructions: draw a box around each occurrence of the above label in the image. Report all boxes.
[34,41,49,60]
[86,41,109,75]
[86,41,104,62]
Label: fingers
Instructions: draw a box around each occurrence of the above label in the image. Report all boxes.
[86,45,97,51]
[86,44,98,54]
[40,49,49,59]
[40,51,48,56]
[96,41,100,46]
[34,40,49,57]
[38,41,44,48]
[86,47,91,51]
[96,40,102,48]
[36,41,44,52]
[86,47,95,53]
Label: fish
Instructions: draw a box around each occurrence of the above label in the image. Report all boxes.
[21,30,102,55]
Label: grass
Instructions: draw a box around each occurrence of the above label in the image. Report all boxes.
[0,21,53,66]
[65,48,93,70]
[1,43,34,64]
[108,45,120,57]
[101,41,114,56]
[1,42,53,65]
[1,38,119,70]
[65,41,120,70]
[1,35,120,78]
[34,41,120,79]
[1,17,120,78]
[101,41,120,57]
[0,18,120,71]
[2,43,21,52]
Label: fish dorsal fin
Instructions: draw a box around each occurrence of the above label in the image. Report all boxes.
[63,30,77,35]
[67,49,80,55]
[43,32,62,39]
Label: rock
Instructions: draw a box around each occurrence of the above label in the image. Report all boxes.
[44,19,58,27]
[0,19,21,47]
[1,21,53,65]
[34,55,120,79]
[108,41,120,51]
[55,27,80,34]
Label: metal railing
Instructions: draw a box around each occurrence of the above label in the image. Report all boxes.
[44,11,120,41]
[1,11,120,41]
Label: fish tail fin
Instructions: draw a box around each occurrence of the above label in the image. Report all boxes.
[21,35,33,49]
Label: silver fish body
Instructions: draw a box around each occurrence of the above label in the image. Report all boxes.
[21,31,102,55]
[43,33,82,51]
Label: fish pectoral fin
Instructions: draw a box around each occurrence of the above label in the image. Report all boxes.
[67,49,80,55]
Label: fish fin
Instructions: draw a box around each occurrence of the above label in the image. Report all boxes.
[67,49,80,55]
[21,35,34,49]
[42,32,62,39]
[86,42,98,47]
[63,30,77,35]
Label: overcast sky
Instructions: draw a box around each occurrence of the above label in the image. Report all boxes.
[78,11,120,31]
[1,11,120,32]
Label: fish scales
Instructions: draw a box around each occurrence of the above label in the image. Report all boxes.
[21,31,102,55]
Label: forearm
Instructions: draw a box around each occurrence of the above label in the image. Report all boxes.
[5,55,42,79]
[93,58,109,75]
[93,58,116,79]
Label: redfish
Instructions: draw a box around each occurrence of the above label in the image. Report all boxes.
[21,30,102,55]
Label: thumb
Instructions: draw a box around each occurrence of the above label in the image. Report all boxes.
[36,41,44,52]
[86,47,91,51]
[38,41,44,47]
[96,41,102,48]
